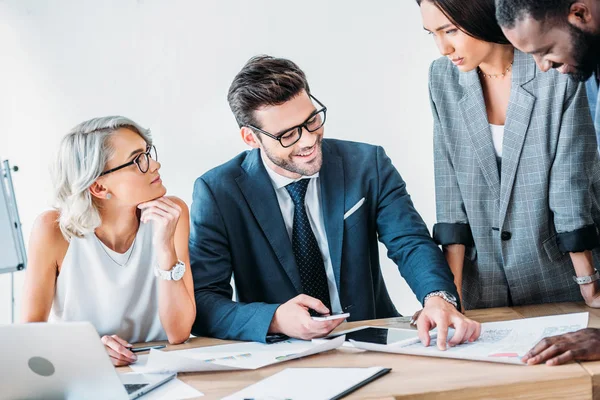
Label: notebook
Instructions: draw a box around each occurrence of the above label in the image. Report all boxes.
[223,366,391,400]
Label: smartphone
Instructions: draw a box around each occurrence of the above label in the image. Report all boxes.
[311,311,350,321]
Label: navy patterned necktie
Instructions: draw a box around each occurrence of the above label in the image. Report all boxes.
[285,179,332,312]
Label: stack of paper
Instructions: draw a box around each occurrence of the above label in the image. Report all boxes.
[131,336,345,374]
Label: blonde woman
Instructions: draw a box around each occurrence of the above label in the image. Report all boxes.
[21,116,195,366]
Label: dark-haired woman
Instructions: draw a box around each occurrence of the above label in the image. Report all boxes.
[418,0,600,310]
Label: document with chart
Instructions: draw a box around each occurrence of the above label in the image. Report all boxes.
[130,335,345,373]
[351,313,588,365]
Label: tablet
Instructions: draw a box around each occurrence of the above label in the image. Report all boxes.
[343,327,421,346]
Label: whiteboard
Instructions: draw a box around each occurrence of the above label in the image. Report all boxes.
[0,160,26,274]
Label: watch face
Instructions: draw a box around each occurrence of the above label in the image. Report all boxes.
[172,263,185,281]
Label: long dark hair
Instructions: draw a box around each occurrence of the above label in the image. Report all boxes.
[417,0,511,45]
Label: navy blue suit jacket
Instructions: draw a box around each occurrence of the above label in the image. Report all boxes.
[190,139,458,342]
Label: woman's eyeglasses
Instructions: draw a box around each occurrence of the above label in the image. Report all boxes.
[99,145,157,176]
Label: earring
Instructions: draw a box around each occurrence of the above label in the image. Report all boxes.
[106,193,112,200]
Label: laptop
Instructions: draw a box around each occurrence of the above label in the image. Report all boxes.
[0,322,176,400]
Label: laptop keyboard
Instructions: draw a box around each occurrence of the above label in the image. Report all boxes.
[124,383,149,394]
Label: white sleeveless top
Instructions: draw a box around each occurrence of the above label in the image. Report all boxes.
[490,124,504,159]
[49,222,167,343]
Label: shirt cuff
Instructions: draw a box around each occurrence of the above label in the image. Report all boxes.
[433,222,475,247]
[556,224,600,253]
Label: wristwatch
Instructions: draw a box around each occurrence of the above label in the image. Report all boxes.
[424,291,458,309]
[573,269,600,285]
[154,260,186,281]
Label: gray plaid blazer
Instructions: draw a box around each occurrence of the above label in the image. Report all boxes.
[429,49,600,309]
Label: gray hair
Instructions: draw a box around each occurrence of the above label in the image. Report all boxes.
[52,116,152,240]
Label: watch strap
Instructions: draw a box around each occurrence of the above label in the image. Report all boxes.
[573,269,600,285]
[424,291,458,309]
[154,266,172,280]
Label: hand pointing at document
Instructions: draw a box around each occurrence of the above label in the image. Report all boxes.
[415,295,481,351]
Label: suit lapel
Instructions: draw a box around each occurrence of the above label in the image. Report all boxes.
[319,141,344,291]
[458,68,501,201]
[594,87,600,136]
[498,50,536,227]
[236,149,302,293]
[585,76,598,118]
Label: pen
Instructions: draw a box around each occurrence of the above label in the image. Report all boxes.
[410,310,423,326]
[128,344,166,353]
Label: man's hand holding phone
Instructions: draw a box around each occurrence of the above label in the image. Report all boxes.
[268,294,345,340]
[311,311,350,321]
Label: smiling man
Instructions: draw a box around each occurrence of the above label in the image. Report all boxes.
[494,0,600,366]
[189,55,480,348]
[496,0,600,82]
[495,1,600,147]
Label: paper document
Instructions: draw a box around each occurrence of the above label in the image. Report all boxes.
[122,374,203,399]
[131,335,344,374]
[352,312,588,365]
[223,367,389,400]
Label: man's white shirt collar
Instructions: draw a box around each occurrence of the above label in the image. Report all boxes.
[261,152,319,190]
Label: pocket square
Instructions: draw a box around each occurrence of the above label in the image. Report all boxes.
[344,197,365,220]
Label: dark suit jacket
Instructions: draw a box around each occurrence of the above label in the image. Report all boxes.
[190,139,458,342]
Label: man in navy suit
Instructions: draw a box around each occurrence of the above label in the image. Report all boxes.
[190,55,480,349]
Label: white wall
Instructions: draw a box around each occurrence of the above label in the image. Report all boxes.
[0,0,441,324]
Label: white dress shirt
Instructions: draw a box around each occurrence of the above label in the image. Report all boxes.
[262,155,342,313]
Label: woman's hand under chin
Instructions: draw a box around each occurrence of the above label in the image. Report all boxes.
[137,196,182,270]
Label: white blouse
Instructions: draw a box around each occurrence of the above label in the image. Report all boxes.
[490,124,505,161]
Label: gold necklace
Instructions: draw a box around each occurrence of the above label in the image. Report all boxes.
[478,61,514,79]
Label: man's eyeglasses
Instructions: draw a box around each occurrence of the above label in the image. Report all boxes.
[100,145,157,176]
[246,94,327,148]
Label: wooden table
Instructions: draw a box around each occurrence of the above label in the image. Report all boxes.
[120,302,600,399]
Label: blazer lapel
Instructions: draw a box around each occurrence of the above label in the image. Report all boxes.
[319,141,344,291]
[236,149,302,293]
[594,88,600,138]
[498,50,536,227]
[458,68,501,201]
